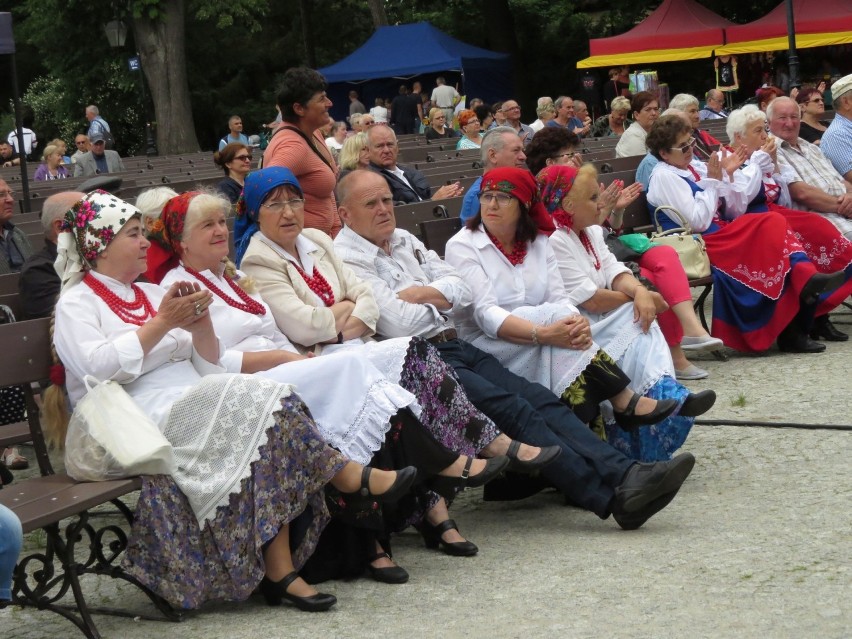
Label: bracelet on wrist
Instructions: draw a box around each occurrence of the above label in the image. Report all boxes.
[531,325,539,345]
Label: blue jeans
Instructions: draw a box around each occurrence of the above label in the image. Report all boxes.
[434,339,633,518]
[0,504,22,600]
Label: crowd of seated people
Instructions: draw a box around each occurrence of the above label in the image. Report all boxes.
[5,65,852,622]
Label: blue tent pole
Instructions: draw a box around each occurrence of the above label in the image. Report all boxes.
[786,0,800,89]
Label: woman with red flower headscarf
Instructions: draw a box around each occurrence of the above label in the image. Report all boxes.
[445,167,715,458]
[538,164,716,460]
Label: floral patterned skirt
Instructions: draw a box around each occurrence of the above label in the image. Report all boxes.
[121,394,347,610]
[365,337,500,531]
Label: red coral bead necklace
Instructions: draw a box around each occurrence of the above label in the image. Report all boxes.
[84,272,157,325]
[183,265,266,315]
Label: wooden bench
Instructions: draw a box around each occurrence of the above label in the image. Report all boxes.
[0,318,180,639]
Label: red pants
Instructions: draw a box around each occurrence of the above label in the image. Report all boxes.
[638,245,692,346]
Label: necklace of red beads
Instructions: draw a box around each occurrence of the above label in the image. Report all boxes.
[579,231,601,270]
[291,261,336,306]
[486,229,527,266]
[84,273,157,325]
[183,266,266,316]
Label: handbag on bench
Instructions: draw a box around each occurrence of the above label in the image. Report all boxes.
[64,376,175,482]
[649,205,712,280]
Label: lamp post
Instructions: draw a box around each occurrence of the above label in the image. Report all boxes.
[104,18,158,155]
[786,0,800,89]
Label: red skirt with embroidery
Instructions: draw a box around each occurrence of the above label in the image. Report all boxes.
[766,203,852,315]
[703,212,816,352]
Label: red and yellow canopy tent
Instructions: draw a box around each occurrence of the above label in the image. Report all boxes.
[716,0,852,54]
[577,0,733,68]
[577,0,852,69]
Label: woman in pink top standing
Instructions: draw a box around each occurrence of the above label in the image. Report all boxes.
[263,67,342,237]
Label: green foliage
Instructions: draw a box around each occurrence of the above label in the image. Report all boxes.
[20,76,80,149]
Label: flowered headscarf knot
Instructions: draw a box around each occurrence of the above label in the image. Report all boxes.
[55,190,141,291]
[143,191,202,284]
[151,191,202,255]
[233,167,303,267]
[536,164,580,231]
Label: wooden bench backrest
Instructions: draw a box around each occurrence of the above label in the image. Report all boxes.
[0,272,20,295]
[420,217,462,258]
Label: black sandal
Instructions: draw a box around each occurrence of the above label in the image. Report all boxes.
[506,440,562,473]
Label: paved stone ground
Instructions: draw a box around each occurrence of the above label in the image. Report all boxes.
[3,310,851,638]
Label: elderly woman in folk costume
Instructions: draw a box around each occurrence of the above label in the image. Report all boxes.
[537,164,717,460]
[42,190,418,612]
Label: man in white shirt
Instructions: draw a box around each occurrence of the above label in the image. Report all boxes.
[333,169,697,530]
[430,77,460,123]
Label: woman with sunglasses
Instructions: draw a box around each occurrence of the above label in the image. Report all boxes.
[214,142,252,204]
[646,114,847,354]
[795,87,830,145]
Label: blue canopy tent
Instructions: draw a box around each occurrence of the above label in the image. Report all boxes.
[318,22,511,121]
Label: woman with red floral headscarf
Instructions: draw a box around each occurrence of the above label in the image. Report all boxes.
[537,164,716,460]
[445,167,715,459]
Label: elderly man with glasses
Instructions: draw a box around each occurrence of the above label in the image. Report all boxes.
[500,100,534,146]
[699,90,728,120]
[0,180,32,275]
[769,96,852,241]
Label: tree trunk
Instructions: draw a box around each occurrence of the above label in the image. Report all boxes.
[484,0,529,104]
[367,0,388,27]
[132,0,200,154]
[298,0,316,68]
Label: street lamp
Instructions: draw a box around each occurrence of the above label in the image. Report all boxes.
[103,18,157,155]
[104,20,127,48]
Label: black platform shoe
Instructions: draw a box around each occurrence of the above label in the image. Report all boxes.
[344,466,418,505]
[809,316,848,342]
[612,393,678,430]
[428,456,510,499]
[505,440,562,473]
[259,571,337,611]
[420,518,478,556]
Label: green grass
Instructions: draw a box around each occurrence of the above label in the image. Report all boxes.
[730,392,747,408]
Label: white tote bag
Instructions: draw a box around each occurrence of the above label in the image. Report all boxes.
[64,376,176,482]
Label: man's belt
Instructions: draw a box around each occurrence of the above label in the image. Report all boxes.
[427,328,458,344]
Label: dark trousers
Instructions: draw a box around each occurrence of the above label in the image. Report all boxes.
[435,339,633,518]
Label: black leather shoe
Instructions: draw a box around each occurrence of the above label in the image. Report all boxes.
[347,466,418,504]
[778,332,826,353]
[420,518,478,556]
[429,456,510,499]
[809,316,848,342]
[679,390,717,418]
[259,572,337,611]
[611,453,695,527]
[800,271,845,305]
[366,551,409,584]
[612,393,679,430]
[505,440,562,473]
